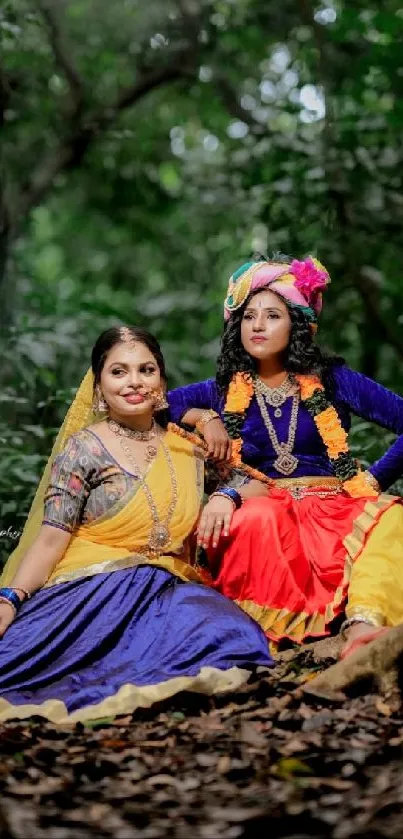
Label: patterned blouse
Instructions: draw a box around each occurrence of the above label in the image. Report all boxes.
[43,429,140,533]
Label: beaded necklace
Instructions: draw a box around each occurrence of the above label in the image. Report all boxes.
[222,372,378,497]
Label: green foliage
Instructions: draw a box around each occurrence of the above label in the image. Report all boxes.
[1,0,403,562]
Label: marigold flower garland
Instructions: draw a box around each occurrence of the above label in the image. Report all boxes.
[223,372,254,467]
[222,372,378,498]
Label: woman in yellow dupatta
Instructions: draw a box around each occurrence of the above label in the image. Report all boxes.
[0,327,272,724]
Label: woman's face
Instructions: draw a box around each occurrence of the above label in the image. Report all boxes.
[99,341,162,420]
[240,288,292,362]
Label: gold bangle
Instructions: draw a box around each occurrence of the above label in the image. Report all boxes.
[11,587,31,600]
[209,492,237,511]
[364,471,381,493]
[195,410,220,435]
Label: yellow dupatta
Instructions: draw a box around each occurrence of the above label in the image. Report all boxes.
[1,369,204,589]
[45,429,205,587]
[1,369,95,587]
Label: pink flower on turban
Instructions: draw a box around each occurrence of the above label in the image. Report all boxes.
[290,258,329,311]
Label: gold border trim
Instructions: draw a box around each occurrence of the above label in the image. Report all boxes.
[234,599,326,642]
[344,606,385,626]
[273,476,341,489]
[44,554,204,587]
[0,666,251,724]
[236,494,400,642]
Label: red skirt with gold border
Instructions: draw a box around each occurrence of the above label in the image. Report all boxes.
[205,481,400,644]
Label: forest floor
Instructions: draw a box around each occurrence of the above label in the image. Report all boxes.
[0,648,402,839]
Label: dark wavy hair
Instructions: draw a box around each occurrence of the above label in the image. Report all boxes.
[91,326,169,423]
[216,288,343,397]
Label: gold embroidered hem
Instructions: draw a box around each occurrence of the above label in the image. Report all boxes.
[235,492,401,643]
[0,666,251,724]
[234,600,327,643]
[44,553,204,587]
[273,476,342,490]
[342,606,385,626]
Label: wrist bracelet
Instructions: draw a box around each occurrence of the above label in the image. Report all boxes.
[210,492,236,512]
[195,409,220,435]
[12,587,31,600]
[211,487,243,509]
[340,614,383,641]
[0,587,25,614]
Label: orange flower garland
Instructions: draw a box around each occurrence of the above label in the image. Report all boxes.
[221,371,379,498]
[313,406,349,458]
[294,374,378,497]
[297,375,321,401]
[225,372,254,413]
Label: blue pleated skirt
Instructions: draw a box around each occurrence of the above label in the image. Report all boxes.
[0,566,273,723]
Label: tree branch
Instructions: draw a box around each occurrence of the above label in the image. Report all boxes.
[329,189,403,362]
[355,268,403,360]
[37,0,84,110]
[296,0,403,363]
[17,56,190,225]
[213,73,266,132]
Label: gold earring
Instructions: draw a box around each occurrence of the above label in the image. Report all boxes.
[93,389,108,414]
[153,388,169,411]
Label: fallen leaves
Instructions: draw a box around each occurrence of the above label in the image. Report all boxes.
[0,650,402,838]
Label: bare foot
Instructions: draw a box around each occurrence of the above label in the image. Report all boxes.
[341,622,389,659]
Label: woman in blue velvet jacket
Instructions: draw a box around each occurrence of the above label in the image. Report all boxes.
[168,256,403,657]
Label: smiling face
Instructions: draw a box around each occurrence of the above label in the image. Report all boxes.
[99,341,163,423]
[240,288,292,363]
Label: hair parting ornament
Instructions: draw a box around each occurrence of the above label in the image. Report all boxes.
[119,326,137,345]
[222,257,379,498]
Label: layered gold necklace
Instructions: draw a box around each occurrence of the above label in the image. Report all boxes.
[107,418,158,462]
[108,419,178,556]
[254,378,300,476]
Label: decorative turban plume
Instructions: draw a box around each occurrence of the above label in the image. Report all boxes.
[224,257,331,327]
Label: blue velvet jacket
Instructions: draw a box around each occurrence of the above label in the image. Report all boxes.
[168,365,403,491]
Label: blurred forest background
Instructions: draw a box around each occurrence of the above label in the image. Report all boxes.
[1,0,402,562]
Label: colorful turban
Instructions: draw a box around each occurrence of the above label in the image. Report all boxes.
[224,257,331,326]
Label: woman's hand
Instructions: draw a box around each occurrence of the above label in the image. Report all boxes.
[180,409,231,462]
[202,418,232,462]
[0,602,16,638]
[197,495,235,550]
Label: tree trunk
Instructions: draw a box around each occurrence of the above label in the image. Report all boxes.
[0,220,13,332]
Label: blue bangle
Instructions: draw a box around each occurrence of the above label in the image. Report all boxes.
[213,487,243,509]
[0,588,24,612]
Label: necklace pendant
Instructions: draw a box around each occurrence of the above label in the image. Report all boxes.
[270,391,286,408]
[145,444,158,462]
[274,407,282,419]
[149,524,171,554]
[273,450,299,476]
